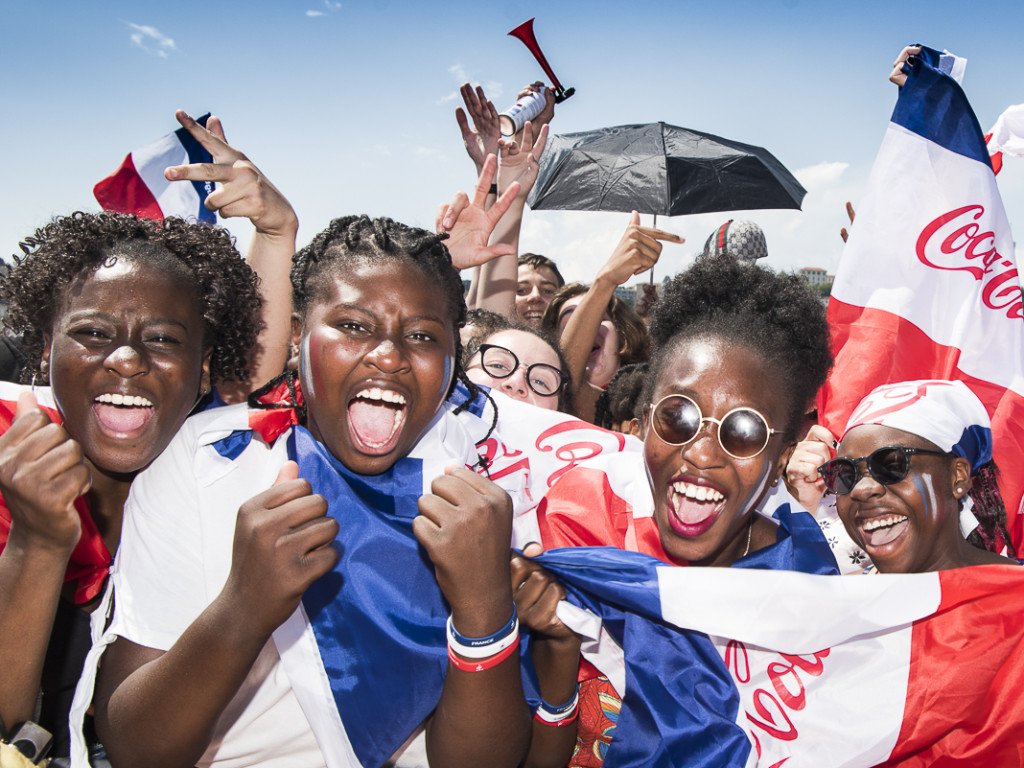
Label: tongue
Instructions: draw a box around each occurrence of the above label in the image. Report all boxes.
[672,494,718,525]
[349,400,400,446]
[94,404,151,434]
[864,519,909,548]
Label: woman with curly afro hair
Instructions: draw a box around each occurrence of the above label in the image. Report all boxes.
[0,210,262,760]
[512,256,840,766]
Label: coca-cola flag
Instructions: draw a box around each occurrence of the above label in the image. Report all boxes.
[818,47,1024,546]
[534,547,1024,766]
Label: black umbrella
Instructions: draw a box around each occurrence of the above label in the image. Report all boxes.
[527,122,806,216]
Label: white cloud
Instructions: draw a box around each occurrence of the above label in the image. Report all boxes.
[794,161,850,192]
[306,1,340,18]
[127,23,175,58]
[437,65,503,106]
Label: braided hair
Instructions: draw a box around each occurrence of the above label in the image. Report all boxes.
[966,461,1016,557]
[290,215,487,417]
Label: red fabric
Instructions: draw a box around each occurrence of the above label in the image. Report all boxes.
[880,566,1024,766]
[0,395,111,604]
[93,153,164,221]
[984,133,1005,175]
[818,298,1024,550]
[537,465,680,565]
[247,378,304,443]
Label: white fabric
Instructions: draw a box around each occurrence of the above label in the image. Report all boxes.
[987,103,1024,157]
[74,398,510,768]
[76,404,334,768]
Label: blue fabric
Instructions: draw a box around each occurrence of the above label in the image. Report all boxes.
[289,426,450,767]
[891,46,991,167]
[954,424,994,475]
[532,506,838,768]
[209,429,252,461]
[447,378,490,418]
[175,113,217,224]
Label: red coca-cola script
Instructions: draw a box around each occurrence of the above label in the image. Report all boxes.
[916,205,1023,319]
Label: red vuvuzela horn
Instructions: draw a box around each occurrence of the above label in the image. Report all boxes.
[508,18,575,103]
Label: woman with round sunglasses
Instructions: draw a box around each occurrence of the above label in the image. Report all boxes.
[819,379,1016,574]
[512,258,838,766]
[465,327,573,413]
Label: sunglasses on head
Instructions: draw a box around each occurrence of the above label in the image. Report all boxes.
[649,394,778,459]
[817,446,950,495]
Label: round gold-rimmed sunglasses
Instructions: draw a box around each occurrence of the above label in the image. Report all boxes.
[649,394,779,459]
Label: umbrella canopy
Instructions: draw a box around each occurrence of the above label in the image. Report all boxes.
[527,122,806,216]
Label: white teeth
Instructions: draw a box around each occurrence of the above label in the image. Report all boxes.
[671,481,724,503]
[862,515,908,532]
[95,393,153,407]
[356,388,407,405]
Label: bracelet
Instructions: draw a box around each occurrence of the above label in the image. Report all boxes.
[447,608,518,658]
[488,183,498,195]
[534,685,580,726]
[447,634,519,672]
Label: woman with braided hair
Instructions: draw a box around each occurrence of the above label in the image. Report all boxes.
[91,214,530,768]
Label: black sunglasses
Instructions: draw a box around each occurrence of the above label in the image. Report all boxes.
[649,394,778,459]
[472,344,565,397]
[818,446,949,495]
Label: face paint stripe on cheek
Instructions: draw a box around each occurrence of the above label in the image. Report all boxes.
[914,473,939,521]
[300,335,316,401]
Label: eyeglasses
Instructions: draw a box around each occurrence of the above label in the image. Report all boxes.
[817,446,949,495]
[649,394,778,459]
[472,344,565,397]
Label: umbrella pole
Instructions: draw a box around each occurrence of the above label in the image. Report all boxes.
[650,213,656,285]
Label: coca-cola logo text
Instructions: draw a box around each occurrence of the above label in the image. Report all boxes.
[916,204,1023,319]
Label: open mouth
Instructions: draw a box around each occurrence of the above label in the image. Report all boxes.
[93,392,155,436]
[347,387,408,455]
[858,514,909,549]
[666,479,727,537]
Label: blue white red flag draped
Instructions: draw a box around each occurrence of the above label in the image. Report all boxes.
[535,547,1024,767]
[817,46,1024,546]
[93,114,216,224]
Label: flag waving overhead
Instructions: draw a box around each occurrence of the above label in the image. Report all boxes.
[817,46,1024,546]
[535,547,1024,767]
[93,114,216,224]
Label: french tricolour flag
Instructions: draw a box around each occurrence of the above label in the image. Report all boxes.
[536,547,1024,766]
[93,114,216,224]
[817,47,1024,546]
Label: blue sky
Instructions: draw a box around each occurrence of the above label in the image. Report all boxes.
[3,0,1022,284]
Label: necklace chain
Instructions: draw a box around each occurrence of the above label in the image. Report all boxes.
[741,517,754,558]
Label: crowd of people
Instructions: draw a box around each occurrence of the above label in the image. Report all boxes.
[0,47,1020,768]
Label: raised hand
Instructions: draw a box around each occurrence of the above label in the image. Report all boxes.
[220,461,339,637]
[840,201,856,243]
[435,154,522,270]
[414,467,514,636]
[889,45,922,88]
[513,82,556,136]
[0,392,88,555]
[164,110,298,239]
[496,122,549,199]
[456,84,502,173]
[597,210,684,287]
[784,424,837,514]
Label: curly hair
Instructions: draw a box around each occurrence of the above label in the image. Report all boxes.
[644,258,833,443]
[595,363,648,430]
[541,282,650,364]
[2,211,262,385]
[291,215,469,400]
